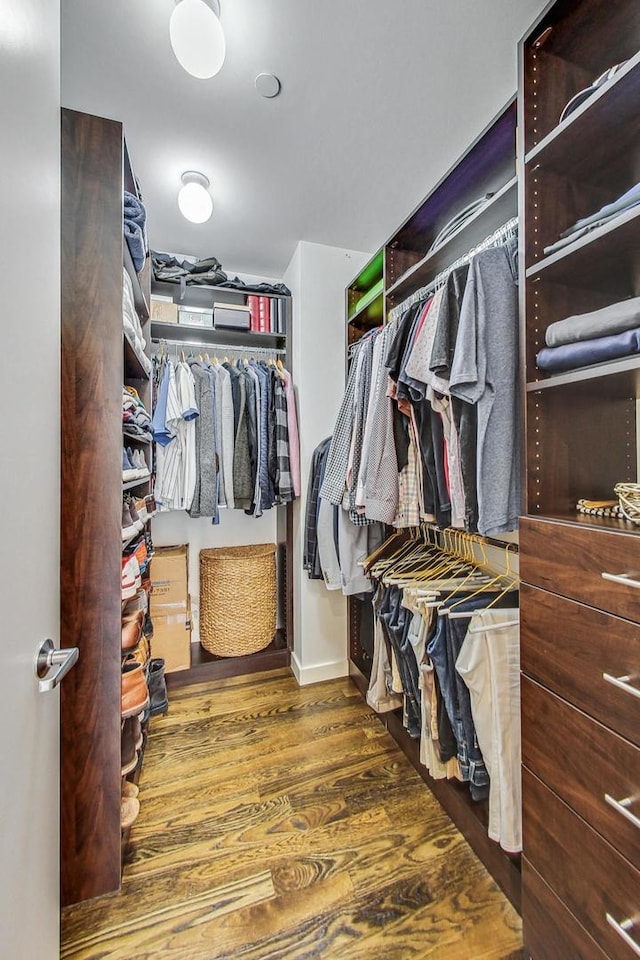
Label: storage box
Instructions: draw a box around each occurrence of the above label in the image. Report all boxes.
[150,296,178,324]
[178,306,214,327]
[151,602,191,673]
[214,303,251,330]
[151,545,188,605]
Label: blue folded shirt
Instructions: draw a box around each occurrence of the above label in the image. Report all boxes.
[537,327,640,373]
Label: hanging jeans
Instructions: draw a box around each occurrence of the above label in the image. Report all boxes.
[376,586,421,738]
[427,595,490,800]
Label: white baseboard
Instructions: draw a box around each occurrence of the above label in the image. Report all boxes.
[290,653,349,686]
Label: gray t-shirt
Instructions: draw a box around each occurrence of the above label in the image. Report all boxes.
[449,239,520,536]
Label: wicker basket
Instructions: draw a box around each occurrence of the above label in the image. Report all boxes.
[614,483,640,525]
[199,544,277,656]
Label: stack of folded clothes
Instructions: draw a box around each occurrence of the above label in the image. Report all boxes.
[544,181,640,256]
[124,190,148,272]
[536,296,640,373]
[123,385,153,440]
[123,268,151,375]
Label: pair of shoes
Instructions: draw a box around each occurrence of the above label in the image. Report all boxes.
[121,556,141,601]
[121,499,146,541]
[121,715,143,775]
[126,635,150,668]
[122,660,150,718]
[122,779,139,799]
[122,447,150,482]
[122,609,144,651]
[121,796,140,830]
[148,658,169,716]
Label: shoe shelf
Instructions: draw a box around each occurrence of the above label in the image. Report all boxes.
[123,476,152,491]
[123,431,152,445]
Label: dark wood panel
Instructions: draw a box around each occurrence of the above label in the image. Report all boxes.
[520,516,640,620]
[525,392,635,516]
[520,584,640,749]
[522,676,640,867]
[523,768,640,960]
[522,860,608,960]
[60,109,124,905]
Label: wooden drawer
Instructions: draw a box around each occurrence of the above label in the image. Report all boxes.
[524,768,640,960]
[522,676,640,869]
[521,584,640,748]
[523,859,608,960]
[520,516,640,622]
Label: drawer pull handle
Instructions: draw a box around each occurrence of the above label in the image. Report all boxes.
[601,571,640,589]
[605,794,640,831]
[606,914,640,957]
[603,673,640,700]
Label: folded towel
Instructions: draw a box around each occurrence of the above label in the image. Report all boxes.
[537,327,640,373]
[545,296,640,347]
[124,220,146,272]
[124,191,147,230]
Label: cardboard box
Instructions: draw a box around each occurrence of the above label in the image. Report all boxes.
[151,545,188,605]
[150,296,178,324]
[151,603,191,673]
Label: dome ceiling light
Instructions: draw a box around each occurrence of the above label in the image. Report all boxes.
[170,0,226,80]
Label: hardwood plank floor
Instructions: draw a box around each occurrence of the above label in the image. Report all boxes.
[61,668,522,960]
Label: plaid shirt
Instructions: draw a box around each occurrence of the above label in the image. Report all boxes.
[273,368,294,504]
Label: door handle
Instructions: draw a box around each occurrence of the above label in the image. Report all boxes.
[606,914,640,956]
[601,571,640,589]
[603,673,640,700]
[35,638,79,693]
[605,794,640,831]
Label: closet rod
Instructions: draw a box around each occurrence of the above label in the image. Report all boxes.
[389,216,518,322]
[151,337,286,356]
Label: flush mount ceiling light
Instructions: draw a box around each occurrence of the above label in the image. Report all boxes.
[178,171,213,223]
[170,0,226,79]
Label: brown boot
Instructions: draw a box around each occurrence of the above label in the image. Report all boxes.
[121,661,149,718]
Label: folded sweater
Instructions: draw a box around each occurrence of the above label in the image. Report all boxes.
[545,296,640,347]
[537,327,640,373]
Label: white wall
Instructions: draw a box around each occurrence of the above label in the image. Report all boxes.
[284,240,372,685]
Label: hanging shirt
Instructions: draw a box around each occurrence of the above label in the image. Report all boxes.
[175,361,199,511]
[281,367,301,498]
[213,361,235,509]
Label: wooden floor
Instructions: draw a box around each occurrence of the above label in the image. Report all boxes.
[61,668,523,960]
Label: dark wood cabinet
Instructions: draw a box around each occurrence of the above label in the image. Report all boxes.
[519,2,640,955]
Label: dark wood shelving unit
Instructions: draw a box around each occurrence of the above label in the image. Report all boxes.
[124,329,149,379]
[344,98,522,915]
[124,241,150,321]
[519,3,640,957]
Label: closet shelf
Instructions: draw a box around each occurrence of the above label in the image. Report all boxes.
[385,177,517,303]
[150,320,286,350]
[525,203,640,288]
[151,278,290,307]
[123,477,151,491]
[526,355,640,398]
[124,330,151,381]
[123,431,152,445]
[123,242,150,321]
[525,50,640,171]
[530,510,640,536]
[348,290,384,327]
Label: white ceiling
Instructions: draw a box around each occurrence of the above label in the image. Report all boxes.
[61,0,547,279]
